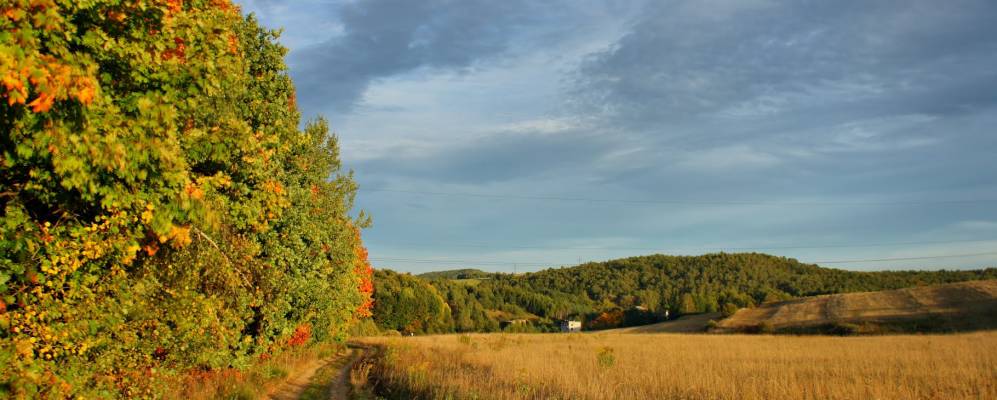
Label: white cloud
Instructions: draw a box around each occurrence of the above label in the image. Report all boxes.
[676,145,781,172]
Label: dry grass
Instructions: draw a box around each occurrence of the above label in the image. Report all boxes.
[355,331,997,400]
[719,279,997,332]
[161,343,345,400]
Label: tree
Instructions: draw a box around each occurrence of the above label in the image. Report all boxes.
[679,293,698,315]
[1,2,370,397]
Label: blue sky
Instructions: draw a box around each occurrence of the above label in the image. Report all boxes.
[237,0,997,273]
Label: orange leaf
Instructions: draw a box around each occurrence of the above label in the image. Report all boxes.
[166,0,182,13]
[74,77,96,105]
[143,243,159,256]
[27,92,55,112]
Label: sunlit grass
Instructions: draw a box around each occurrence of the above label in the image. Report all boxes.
[355,332,997,399]
[161,343,345,400]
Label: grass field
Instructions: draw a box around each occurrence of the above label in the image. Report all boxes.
[353,332,997,400]
[718,279,997,333]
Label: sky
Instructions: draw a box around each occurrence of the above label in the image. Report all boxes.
[236,0,997,273]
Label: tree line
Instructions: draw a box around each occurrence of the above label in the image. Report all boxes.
[370,253,997,334]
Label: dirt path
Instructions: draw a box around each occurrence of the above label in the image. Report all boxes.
[267,355,334,400]
[328,347,363,400]
[267,347,361,400]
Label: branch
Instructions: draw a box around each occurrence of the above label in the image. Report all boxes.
[191,226,252,288]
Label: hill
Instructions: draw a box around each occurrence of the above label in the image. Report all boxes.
[371,253,997,334]
[716,279,997,334]
[418,268,492,280]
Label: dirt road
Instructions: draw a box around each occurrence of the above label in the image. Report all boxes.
[267,346,363,400]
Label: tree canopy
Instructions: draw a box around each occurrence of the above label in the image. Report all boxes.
[1,1,371,398]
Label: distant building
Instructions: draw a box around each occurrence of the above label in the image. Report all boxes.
[560,320,582,333]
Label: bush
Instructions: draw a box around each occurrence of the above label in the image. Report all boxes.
[829,322,862,336]
[706,320,720,331]
[597,347,615,368]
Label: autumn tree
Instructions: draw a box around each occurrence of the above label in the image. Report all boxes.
[1,1,371,397]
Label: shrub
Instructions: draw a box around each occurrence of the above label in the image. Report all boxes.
[706,319,720,331]
[829,323,862,336]
[597,347,615,368]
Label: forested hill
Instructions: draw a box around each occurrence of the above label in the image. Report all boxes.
[417,268,491,280]
[371,253,997,334]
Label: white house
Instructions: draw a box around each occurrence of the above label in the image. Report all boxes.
[560,320,582,333]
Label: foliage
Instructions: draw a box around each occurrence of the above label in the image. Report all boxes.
[374,253,996,333]
[417,268,490,280]
[0,1,370,398]
[596,346,615,369]
[371,270,452,335]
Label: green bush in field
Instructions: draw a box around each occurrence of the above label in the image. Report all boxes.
[597,346,615,369]
[0,1,372,397]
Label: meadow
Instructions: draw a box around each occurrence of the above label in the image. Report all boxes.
[353,332,997,400]
[718,280,997,334]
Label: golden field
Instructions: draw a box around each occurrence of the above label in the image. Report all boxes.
[353,331,997,400]
[719,280,997,333]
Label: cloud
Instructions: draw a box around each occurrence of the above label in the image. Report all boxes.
[951,220,997,231]
[286,0,591,118]
[353,128,615,185]
[677,145,781,172]
[574,0,997,128]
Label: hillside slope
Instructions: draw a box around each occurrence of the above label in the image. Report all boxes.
[717,279,997,333]
[604,313,722,333]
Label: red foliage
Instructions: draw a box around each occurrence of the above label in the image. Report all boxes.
[287,324,311,347]
[588,309,625,330]
[161,37,186,63]
[152,347,168,361]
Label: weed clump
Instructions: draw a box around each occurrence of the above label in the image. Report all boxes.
[597,347,615,369]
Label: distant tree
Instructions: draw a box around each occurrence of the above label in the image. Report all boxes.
[372,270,452,334]
[680,293,698,314]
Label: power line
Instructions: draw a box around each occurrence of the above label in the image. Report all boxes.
[358,188,997,207]
[371,237,997,252]
[369,257,554,267]
[370,250,997,268]
[815,251,997,264]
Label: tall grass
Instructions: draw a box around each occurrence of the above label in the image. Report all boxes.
[161,343,345,400]
[355,332,997,399]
